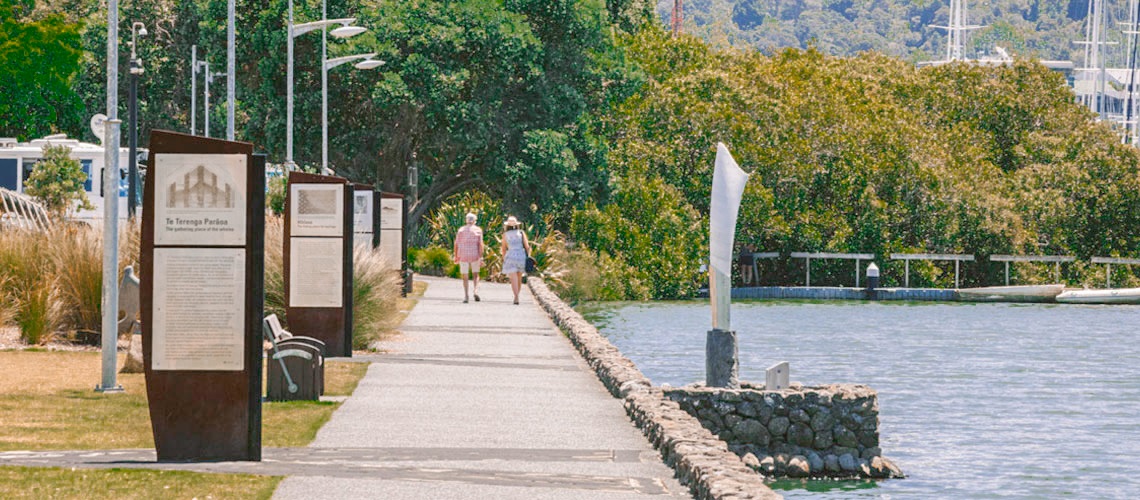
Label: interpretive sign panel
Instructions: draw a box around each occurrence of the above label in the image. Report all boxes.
[284,171,353,357]
[152,247,245,370]
[378,194,404,269]
[288,238,344,308]
[379,196,402,228]
[353,189,372,233]
[290,183,344,237]
[142,130,264,462]
[153,154,247,246]
[353,187,377,249]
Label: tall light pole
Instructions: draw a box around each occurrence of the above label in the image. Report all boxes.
[200,60,211,137]
[97,0,123,394]
[190,45,197,135]
[227,0,236,141]
[323,53,382,174]
[286,4,365,170]
[127,22,147,219]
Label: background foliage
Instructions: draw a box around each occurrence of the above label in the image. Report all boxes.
[564,29,1140,298]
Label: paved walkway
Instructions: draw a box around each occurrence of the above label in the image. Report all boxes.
[0,277,688,498]
[272,276,687,498]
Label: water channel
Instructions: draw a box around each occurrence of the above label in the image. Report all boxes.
[580,300,1140,499]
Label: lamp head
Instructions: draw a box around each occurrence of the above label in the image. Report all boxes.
[139,26,148,37]
[330,26,367,38]
[355,59,385,70]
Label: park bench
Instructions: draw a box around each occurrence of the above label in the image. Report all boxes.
[263,314,325,401]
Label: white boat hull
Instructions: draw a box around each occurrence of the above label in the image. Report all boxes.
[957,284,1065,303]
[1056,288,1140,304]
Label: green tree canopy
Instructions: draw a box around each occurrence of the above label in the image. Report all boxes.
[0,0,84,141]
[569,29,1140,298]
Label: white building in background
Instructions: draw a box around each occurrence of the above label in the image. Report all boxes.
[0,134,134,222]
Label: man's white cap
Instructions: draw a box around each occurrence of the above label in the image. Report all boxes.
[466,213,477,222]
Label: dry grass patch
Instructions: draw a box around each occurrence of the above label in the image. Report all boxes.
[0,466,279,499]
[0,351,368,451]
[324,361,369,396]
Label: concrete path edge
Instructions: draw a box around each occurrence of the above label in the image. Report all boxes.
[527,278,781,500]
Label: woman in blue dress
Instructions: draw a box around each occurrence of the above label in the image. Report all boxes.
[500,216,531,305]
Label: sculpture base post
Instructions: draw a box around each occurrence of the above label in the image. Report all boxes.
[706,328,739,388]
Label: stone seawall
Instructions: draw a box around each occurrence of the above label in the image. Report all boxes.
[527,278,781,500]
[665,384,903,479]
[729,286,958,301]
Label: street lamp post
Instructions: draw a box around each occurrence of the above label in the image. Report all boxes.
[227,0,235,141]
[97,0,123,394]
[190,45,197,135]
[199,60,211,137]
[128,22,147,219]
[286,1,366,171]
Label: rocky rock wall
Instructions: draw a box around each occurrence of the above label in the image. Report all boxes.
[665,384,904,479]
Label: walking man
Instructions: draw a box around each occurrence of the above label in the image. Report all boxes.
[453,213,484,303]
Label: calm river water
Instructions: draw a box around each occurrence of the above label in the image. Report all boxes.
[580,300,1140,499]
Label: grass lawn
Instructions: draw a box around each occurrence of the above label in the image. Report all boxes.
[0,466,280,499]
[0,350,368,451]
[0,350,370,498]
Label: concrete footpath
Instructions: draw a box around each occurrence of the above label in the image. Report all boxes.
[272,276,689,499]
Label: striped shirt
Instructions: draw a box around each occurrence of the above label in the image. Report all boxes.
[454,225,483,262]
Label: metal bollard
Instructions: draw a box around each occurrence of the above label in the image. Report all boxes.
[866,262,880,300]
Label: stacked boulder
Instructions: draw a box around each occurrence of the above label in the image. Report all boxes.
[666,383,904,480]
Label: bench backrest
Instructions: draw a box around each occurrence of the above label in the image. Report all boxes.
[264,313,293,342]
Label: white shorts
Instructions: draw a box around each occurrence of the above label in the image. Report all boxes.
[459,261,481,274]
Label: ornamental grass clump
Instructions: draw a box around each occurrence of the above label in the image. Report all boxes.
[0,229,61,343]
[351,245,401,350]
[0,222,142,344]
[0,275,11,326]
[50,225,102,332]
[263,216,287,322]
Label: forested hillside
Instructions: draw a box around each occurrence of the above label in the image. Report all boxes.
[658,0,1122,65]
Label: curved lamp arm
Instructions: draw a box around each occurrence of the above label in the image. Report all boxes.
[325,52,378,71]
[292,17,356,38]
